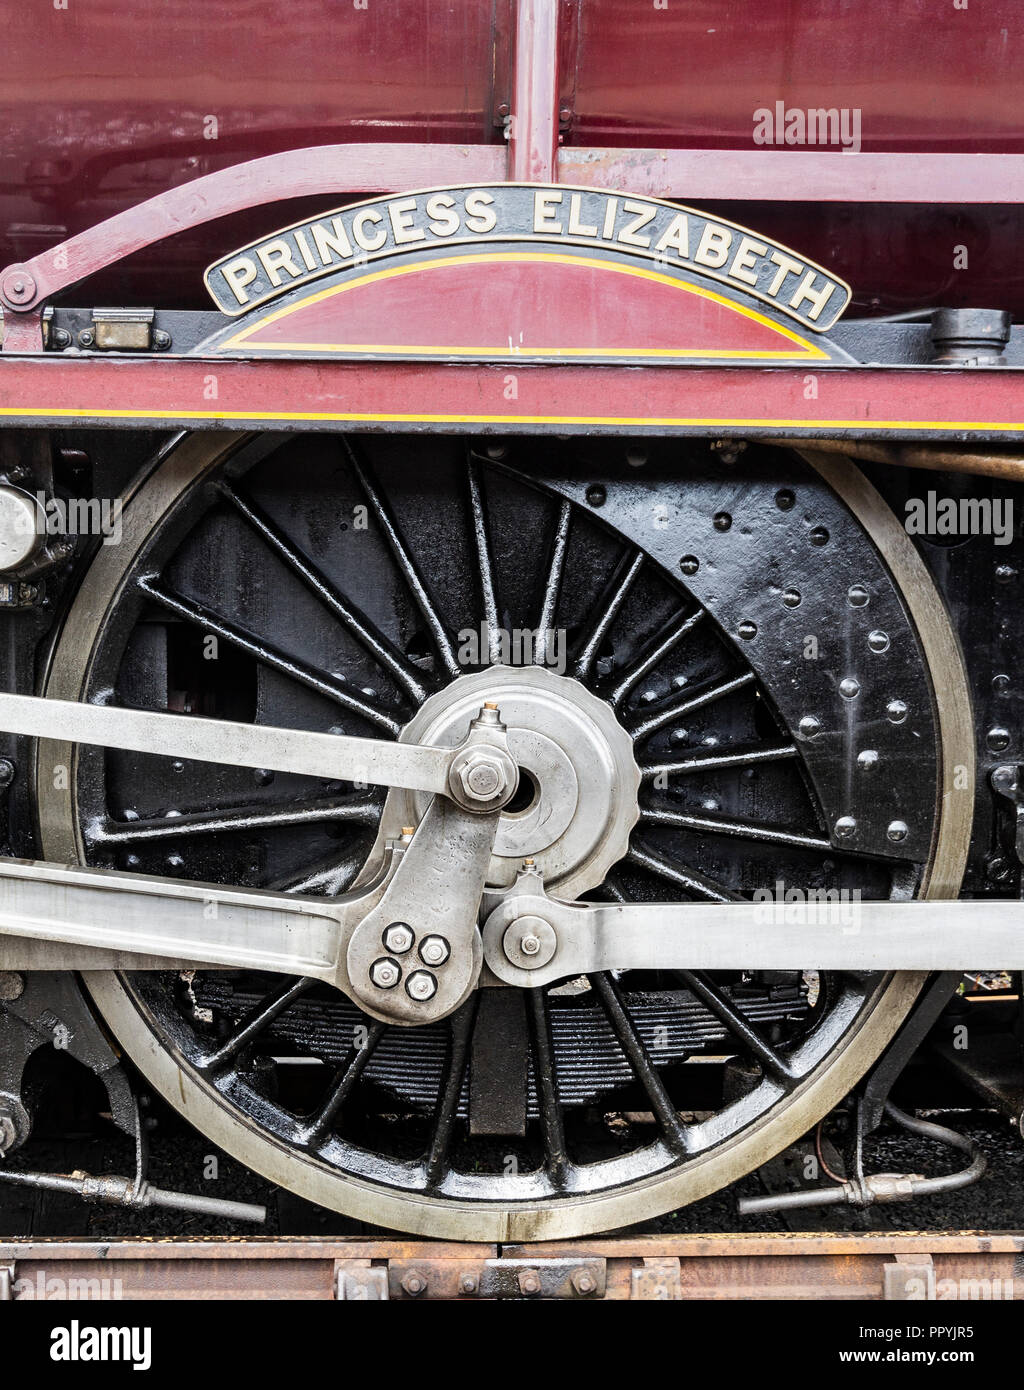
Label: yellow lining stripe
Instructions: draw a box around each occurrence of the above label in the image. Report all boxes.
[0,409,1022,430]
[220,252,828,360]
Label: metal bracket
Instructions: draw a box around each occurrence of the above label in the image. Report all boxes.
[335,1262,389,1300]
[390,1255,605,1299]
[630,1257,683,1300]
[883,1254,936,1301]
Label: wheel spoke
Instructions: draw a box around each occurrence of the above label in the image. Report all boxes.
[344,441,460,679]
[217,480,429,703]
[640,806,831,851]
[628,669,755,742]
[424,997,477,1188]
[608,609,705,711]
[527,988,569,1183]
[534,499,571,665]
[574,549,644,682]
[88,795,380,845]
[627,841,743,903]
[641,743,798,781]
[675,971,796,1086]
[299,1019,387,1145]
[467,459,502,665]
[199,976,317,1074]
[138,576,401,734]
[590,972,689,1154]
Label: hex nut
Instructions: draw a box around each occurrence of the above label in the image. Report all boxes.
[383,922,414,954]
[405,970,437,1001]
[419,935,450,967]
[459,751,508,801]
[401,1271,427,1296]
[370,957,401,989]
[518,1269,541,1295]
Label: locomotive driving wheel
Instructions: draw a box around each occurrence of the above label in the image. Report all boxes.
[35,430,971,1240]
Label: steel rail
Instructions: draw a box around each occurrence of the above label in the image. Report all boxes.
[1,1232,1020,1300]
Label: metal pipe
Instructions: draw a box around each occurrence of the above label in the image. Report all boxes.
[509,0,560,182]
[883,1102,988,1196]
[737,1103,986,1216]
[778,437,1024,483]
[0,1167,267,1223]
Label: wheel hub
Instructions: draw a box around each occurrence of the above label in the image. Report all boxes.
[380,665,640,898]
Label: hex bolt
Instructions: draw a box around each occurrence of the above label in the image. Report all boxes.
[419,935,450,967]
[406,970,437,1002]
[383,922,414,954]
[518,1269,541,1295]
[370,957,401,990]
[520,934,541,957]
[572,1269,597,1295]
[401,1270,427,1297]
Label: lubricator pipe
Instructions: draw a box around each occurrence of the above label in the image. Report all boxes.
[775,437,1024,483]
[0,1167,267,1223]
[737,1103,986,1216]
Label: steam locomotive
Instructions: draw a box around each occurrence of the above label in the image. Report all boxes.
[0,0,1021,1242]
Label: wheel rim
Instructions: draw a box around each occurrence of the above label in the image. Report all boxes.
[34,431,972,1240]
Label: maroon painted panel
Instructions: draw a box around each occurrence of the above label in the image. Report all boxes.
[0,0,510,298]
[570,0,1024,153]
[1,356,1023,440]
[210,252,832,363]
[3,1,1024,314]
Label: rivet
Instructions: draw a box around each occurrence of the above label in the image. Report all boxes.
[713,511,732,532]
[679,554,699,576]
[774,489,795,511]
[839,678,860,699]
[857,749,879,769]
[834,816,857,839]
[868,629,890,653]
[798,715,821,738]
[886,699,908,724]
[995,564,1016,584]
[887,820,909,843]
[782,589,801,607]
[737,620,757,640]
[586,484,606,508]
[987,727,1011,753]
[848,585,869,607]
[809,526,829,546]
[992,674,1011,695]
